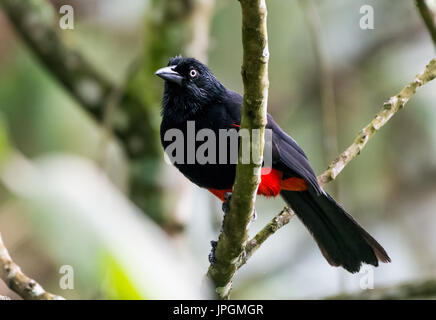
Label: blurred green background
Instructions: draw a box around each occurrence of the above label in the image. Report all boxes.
[0,0,435,299]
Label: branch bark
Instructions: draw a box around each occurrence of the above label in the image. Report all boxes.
[416,0,436,48]
[206,0,269,300]
[240,58,436,267]
[0,233,64,300]
[318,58,436,186]
[238,207,294,269]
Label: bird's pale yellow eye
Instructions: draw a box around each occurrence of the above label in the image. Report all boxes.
[189,69,198,78]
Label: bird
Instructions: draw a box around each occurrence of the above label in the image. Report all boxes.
[155,56,391,273]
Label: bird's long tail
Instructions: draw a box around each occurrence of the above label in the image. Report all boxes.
[280,189,391,273]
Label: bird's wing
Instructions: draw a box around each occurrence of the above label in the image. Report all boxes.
[224,91,322,194]
[267,114,323,195]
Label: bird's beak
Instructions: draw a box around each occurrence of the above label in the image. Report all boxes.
[155,66,183,86]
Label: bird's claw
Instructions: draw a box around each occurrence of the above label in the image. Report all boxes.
[222,192,232,214]
[222,193,256,221]
[208,240,218,265]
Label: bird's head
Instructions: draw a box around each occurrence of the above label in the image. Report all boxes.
[155,56,226,122]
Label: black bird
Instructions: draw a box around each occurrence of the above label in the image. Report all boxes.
[155,56,390,273]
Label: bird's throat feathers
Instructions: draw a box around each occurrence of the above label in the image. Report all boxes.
[162,82,226,123]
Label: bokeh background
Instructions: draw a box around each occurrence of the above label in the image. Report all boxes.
[0,0,435,299]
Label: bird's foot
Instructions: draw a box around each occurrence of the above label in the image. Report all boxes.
[222,192,232,214]
[208,240,218,265]
[222,193,256,221]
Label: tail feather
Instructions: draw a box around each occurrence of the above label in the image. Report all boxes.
[281,189,390,273]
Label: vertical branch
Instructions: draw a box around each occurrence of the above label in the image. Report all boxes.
[207,0,269,300]
[416,0,436,47]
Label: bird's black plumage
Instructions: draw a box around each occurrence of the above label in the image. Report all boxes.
[156,57,390,273]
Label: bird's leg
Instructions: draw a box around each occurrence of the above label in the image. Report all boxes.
[222,192,256,221]
[222,192,232,214]
[208,240,218,265]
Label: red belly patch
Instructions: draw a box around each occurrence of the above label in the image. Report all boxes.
[257,168,282,197]
[208,168,308,201]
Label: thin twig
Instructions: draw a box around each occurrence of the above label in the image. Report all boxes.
[238,207,294,269]
[0,233,64,300]
[241,58,436,269]
[416,0,436,48]
[318,59,436,185]
[206,0,269,300]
